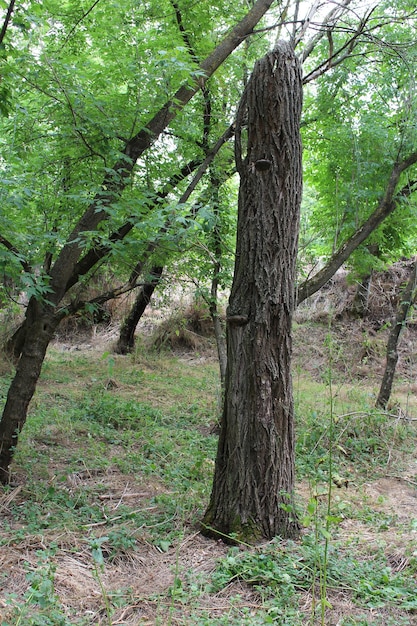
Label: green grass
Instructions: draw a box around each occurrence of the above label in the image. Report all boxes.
[1,341,417,625]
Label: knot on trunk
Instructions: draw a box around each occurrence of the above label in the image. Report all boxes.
[226,315,249,326]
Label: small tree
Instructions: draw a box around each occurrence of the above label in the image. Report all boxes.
[202,41,303,542]
[376,259,417,409]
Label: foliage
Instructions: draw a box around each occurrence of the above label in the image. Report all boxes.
[301,12,417,277]
[211,534,417,610]
[3,549,84,626]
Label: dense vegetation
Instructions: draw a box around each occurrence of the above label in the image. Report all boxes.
[1,0,417,621]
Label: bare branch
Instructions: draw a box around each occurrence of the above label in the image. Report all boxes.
[292,0,322,49]
[302,5,378,83]
[298,0,352,62]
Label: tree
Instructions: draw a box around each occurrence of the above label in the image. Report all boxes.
[0,0,276,484]
[202,41,303,542]
[115,265,164,354]
[297,153,417,305]
[376,258,417,409]
[2,0,416,496]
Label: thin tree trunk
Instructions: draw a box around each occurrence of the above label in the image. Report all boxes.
[115,266,163,355]
[207,168,227,388]
[202,42,302,542]
[376,259,417,410]
[210,271,227,387]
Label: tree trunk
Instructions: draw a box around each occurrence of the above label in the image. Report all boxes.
[202,42,302,542]
[208,169,228,389]
[376,259,417,410]
[209,291,227,387]
[0,300,60,483]
[115,266,163,355]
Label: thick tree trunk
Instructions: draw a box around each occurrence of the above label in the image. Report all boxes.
[0,300,60,483]
[202,42,302,542]
[376,260,417,410]
[115,266,163,355]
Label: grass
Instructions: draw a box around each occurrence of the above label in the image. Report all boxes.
[0,335,417,625]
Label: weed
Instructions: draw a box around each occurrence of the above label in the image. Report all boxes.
[3,549,83,626]
[210,534,417,613]
[79,394,163,430]
[88,536,112,626]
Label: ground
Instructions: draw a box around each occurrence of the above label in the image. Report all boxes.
[0,264,417,625]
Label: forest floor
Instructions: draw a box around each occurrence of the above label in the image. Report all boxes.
[1,265,417,625]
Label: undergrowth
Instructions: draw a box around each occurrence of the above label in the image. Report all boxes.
[0,340,416,625]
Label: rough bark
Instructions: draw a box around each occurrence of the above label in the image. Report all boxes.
[0,1,274,482]
[202,42,302,542]
[115,266,163,355]
[376,260,417,409]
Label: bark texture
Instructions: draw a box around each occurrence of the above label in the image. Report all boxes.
[376,260,417,409]
[203,42,302,541]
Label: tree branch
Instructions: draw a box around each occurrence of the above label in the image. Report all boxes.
[66,123,234,292]
[60,0,103,49]
[47,0,274,305]
[297,155,417,304]
[0,234,31,273]
[0,0,15,47]
[302,6,378,83]
[298,0,352,62]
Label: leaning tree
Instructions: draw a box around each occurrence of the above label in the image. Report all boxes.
[202,41,303,541]
[0,0,276,483]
